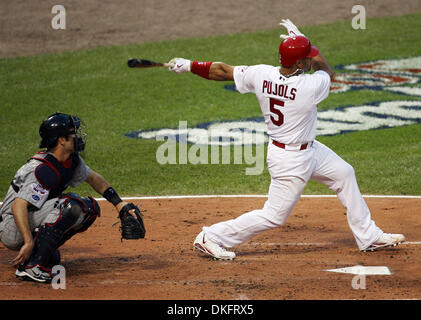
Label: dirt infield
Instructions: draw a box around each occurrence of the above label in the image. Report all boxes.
[2,0,421,58]
[0,196,420,300]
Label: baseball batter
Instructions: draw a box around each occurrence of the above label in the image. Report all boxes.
[0,112,145,282]
[168,19,405,260]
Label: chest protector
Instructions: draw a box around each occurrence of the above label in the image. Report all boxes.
[32,152,80,199]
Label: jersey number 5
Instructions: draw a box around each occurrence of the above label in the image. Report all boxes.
[269,98,284,126]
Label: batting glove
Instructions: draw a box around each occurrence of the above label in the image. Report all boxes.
[279,19,305,39]
[168,58,191,74]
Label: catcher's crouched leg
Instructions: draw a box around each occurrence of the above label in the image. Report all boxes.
[23,193,100,271]
[57,193,101,247]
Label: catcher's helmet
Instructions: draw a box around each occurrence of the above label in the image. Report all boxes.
[39,112,87,152]
[279,35,319,67]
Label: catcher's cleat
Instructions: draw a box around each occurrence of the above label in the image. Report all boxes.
[362,233,405,252]
[15,264,53,283]
[193,231,236,260]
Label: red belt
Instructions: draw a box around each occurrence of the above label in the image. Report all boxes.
[272,140,310,150]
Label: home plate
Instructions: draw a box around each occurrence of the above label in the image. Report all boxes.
[325,265,392,275]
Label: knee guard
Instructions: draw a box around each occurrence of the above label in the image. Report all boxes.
[60,192,101,232]
[24,193,100,269]
[57,193,101,246]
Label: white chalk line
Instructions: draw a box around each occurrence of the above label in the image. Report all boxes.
[244,241,421,247]
[247,242,334,246]
[2,194,421,206]
[98,194,421,201]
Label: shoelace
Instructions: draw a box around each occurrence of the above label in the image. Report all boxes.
[218,245,229,253]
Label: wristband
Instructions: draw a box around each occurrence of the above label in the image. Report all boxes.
[102,187,122,206]
[191,61,213,79]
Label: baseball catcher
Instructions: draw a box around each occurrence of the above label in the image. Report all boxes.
[0,112,146,283]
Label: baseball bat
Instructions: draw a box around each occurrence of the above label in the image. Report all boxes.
[127,58,169,68]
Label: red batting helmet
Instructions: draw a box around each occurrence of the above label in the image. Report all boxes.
[278,35,319,67]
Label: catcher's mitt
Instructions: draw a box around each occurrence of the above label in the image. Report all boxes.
[118,203,146,239]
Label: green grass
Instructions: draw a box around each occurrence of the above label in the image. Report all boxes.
[1,13,421,197]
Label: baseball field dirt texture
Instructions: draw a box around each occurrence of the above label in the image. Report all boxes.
[1,0,421,314]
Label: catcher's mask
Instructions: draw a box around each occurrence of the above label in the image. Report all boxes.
[39,112,87,154]
[278,35,319,67]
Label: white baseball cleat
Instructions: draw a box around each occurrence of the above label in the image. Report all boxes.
[193,231,236,260]
[15,264,53,283]
[362,233,405,252]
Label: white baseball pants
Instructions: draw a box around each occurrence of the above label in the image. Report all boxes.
[203,140,383,250]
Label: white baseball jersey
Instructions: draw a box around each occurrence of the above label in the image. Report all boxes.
[233,65,331,144]
[202,63,383,251]
[0,154,91,215]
